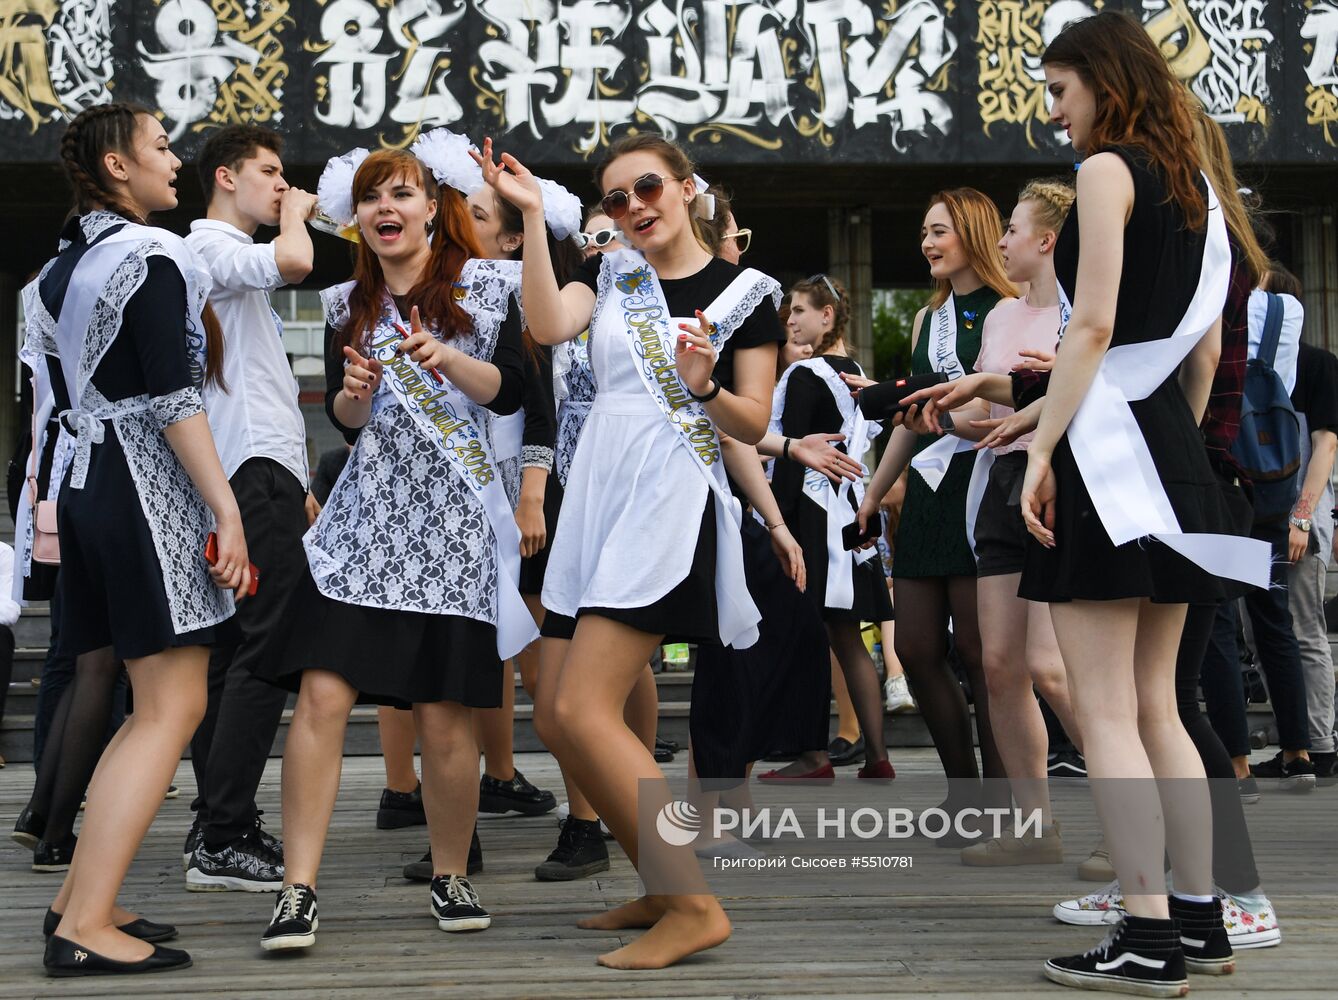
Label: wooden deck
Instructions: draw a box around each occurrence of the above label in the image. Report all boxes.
[1,750,1335,999]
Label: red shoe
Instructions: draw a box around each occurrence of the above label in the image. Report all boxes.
[857,759,896,782]
[757,763,836,786]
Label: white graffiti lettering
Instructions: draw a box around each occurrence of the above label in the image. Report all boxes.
[0,0,111,128]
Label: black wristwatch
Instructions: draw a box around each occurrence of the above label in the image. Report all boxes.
[688,376,722,402]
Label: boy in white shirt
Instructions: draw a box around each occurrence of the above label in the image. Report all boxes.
[183,125,317,891]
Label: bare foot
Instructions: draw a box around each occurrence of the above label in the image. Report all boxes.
[767,751,830,778]
[597,903,731,969]
[577,895,666,930]
[54,921,153,963]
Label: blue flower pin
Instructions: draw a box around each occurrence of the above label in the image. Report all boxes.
[963,309,978,330]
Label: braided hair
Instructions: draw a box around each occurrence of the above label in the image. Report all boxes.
[59,103,227,388]
[789,274,851,357]
[60,102,153,223]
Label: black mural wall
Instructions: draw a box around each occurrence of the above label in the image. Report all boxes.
[4,0,1336,166]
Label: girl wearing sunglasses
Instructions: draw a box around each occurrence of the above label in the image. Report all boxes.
[473,132,783,970]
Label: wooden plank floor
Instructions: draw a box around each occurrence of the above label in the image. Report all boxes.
[1,750,1334,999]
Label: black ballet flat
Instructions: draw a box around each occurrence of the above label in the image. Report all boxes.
[44,909,178,943]
[43,933,192,977]
[11,807,45,849]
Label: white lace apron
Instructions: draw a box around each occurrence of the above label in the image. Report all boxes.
[554,331,594,488]
[307,259,539,658]
[20,217,233,634]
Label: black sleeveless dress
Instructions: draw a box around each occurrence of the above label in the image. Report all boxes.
[1018,148,1234,605]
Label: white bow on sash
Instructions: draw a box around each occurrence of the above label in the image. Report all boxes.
[770,359,881,608]
[365,308,538,658]
[602,248,774,649]
[1065,178,1270,589]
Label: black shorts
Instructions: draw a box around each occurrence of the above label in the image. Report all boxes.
[974,451,1030,578]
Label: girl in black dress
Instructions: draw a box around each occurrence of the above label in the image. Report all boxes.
[24,103,249,976]
[761,275,893,781]
[260,147,526,949]
[1022,12,1252,994]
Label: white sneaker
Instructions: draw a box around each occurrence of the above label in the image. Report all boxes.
[1053,880,1125,926]
[884,674,915,714]
[553,802,612,839]
[1221,889,1281,949]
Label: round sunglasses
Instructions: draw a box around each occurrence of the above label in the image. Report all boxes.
[600,173,665,221]
[575,228,620,251]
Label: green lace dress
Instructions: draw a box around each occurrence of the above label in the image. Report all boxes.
[891,286,1004,579]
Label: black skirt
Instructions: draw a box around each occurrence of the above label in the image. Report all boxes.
[788,482,893,623]
[691,515,831,780]
[539,495,718,644]
[1019,379,1237,604]
[56,432,237,660]
[974,451,1030,579]
[519,476,564,596]
[265,569,504,709]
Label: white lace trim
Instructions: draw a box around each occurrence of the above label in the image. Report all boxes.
[150,386,204,428]
[307,262,523,616]
[521,444,553,471]
[554,400,592,488]
[712,275,783,343]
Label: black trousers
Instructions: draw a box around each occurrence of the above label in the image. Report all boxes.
[0,624,13,730]
[190,458,307,846]
[1176,603,1261,894]
[1201,519,1311,756]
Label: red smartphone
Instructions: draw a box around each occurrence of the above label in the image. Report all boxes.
[205,532,259,597]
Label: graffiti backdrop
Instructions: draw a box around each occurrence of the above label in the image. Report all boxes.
[1,0,1334,163]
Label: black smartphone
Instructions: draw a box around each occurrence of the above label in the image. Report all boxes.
[842,513,883,551]
[857,371,949,420]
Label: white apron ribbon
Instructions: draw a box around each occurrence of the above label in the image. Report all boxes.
[1066,177,1270,589]
[365,316,538,659]
[911,293,978,490]
[603,248,767,648]
[53,225,211,489]
[770,358,881,609]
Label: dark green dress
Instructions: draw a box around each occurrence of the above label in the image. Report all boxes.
[892,286,1003,579]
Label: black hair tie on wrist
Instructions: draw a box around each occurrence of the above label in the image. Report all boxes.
[689,376,722,403]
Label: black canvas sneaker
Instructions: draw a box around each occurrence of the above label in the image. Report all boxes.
[376,783,427,829]
[261,884,317,951]
[32,835,77,873]
[186,828,283,892]
[430,874,490,932]
[1043,915,1188,997]
[1249,751,1316,791]
[1168,895,1235,975]
[1047,748,1088,779]
[534,817,610,882]
[1237,775,1260,804]
[1313,750,1338,787]
[478,769,557,816]
[402,828,482,882]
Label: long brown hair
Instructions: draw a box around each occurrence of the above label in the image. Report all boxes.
[594,133,711,251]
[1042,11,1207,230]
[789,275,850,357]
[339,150,483,353]
[60,103,226,388]
[1194,112,1268,288]
[924,189,1017,309]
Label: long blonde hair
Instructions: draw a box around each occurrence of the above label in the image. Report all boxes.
[925,188,1018,309]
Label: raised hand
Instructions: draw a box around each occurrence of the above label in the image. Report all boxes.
[342,343,384,402]
[396,305,453,377]
[675,310,717,396]
[470,137,544,216]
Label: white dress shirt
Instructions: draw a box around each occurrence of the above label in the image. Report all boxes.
[187,219,308,487]
[1247,288,1302,394]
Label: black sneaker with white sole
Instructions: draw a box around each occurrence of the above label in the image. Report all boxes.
[1044,915,1188,998]
[1250,751,1316,791]
[251,811,284,866]
[261,884,318,951]
[186,828,283,892]
[1047,748,1088,779]
[534,817,610,882]
[478,769,557,816]
[430,874,490,932]
[32,836,77,873]
[1168,895,1235,975]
